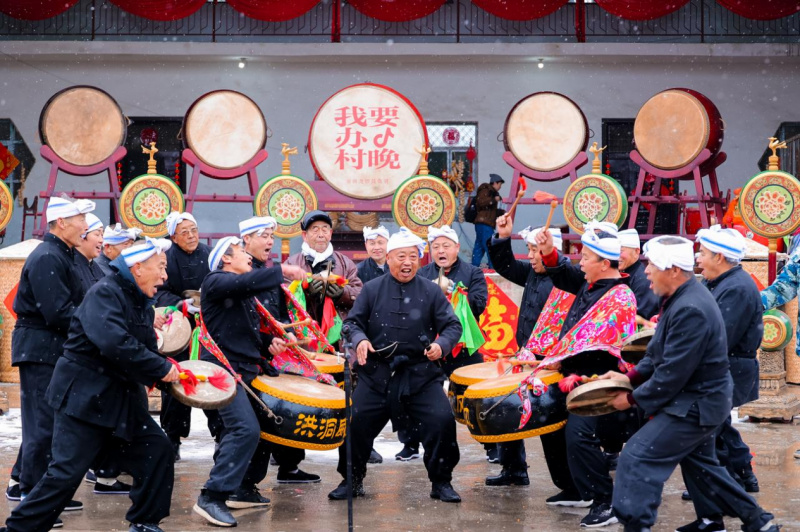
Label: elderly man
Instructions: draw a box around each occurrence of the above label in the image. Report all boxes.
[604,236,778,532]
[73,213,106,296]
[484,222,562,487]
[1,238,180,532]
[472,173,504,268]
[96,223,141,276]
[356,225,390,284]
[617,229,659,320]
[8,197,94,515]
[155,211,214,459]
[393,225,488,462]
[329,228,463,503]
[194,237,304,527]
[285,210,362,326]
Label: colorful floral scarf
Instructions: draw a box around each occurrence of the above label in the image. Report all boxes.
[518,288,576,361]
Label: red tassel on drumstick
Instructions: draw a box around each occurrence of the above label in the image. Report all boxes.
[505,177,527,221]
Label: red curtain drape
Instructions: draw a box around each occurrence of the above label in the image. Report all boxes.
[716,0,800,21]
[108,0,206,22]
[348,0,446,22]
[472,0,567,21]
[0,0,78,20]
[226,0,320,22]
[594,0,690,20]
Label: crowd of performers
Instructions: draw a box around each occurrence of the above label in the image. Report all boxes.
[0,193,783,532]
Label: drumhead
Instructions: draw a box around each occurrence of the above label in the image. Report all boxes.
[504,92,588,172]
[634,89,710,171]
[623,328,655,348]
[184,90,266,170]
[169,360,236,410]
[450,361,504,386]
[39,86,126,167]
[566,379,632,416]
[310,353,344,373]
[253,373,345,407]
[155,307,192,356]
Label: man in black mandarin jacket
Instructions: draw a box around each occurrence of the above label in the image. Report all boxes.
[356,225,390,285]
[604,235,777,532]
[1,239,179,532]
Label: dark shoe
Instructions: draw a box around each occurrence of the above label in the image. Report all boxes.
[681,490,692,501]
[546,490,592,508]
[328,479,365,500]
[51,518,63,529]
[94,479,132,495]
[63,499,83,512]
[226,486,270,509]
[675,517,726,532]
[581,502,618,528]
[430,481,461,503]
[368,448,383,464]
[84,470,97,484]
[5,482,21,501]
[395,445,420,461]
[129,524,165,532]
[485,468,530,486]
[193,492,236,527]
[276,469,321,484]
[486,446,500,464]
[736,465,759,493]
[171,440,181,462]
[604,452,619,471]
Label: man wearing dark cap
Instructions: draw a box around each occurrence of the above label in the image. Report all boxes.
[471,174,504,268]
[284,210,363,330]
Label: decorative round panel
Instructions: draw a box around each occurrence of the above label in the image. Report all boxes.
[563,174,628,234]
[120,174,184,238]
[392,175,456,238]
[254,175,318,239]
[762,309,793,352]
[0,180,13,233]
[739,170,800,239]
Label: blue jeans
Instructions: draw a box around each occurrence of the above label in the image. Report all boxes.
[472,223,494,268]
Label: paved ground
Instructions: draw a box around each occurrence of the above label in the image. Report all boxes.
[1,406,799,532]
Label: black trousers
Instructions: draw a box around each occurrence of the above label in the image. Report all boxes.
[338,379,460,483]
[18,363,55,493]
[4,410,173,532]
[498,440,527,471]
[566,409,643,504]
[614,406,773,532]
[716,415,752,471]
[540,428,580,494]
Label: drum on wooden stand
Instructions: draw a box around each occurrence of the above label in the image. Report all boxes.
[634,88,724,171]
[39,86,127,167]
[168,360,237,410]
[504,92,589,172]
[155,307,192,356]
[252,373,346,450]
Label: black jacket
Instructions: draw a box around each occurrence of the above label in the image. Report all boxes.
[155,242,212,309]
[199,266,284,380]
[12,233,84,366]
[74,252,105,299]
[95,253,114,276]
[356,257,387,285]
[488,237,553,347]
[631,279,732,426]
[545,252,632,377]
[344,273,462,395]
[703,265,762,406]
[251,256,290,323]
[623,260,659,320]
[418,257,488,321]
[48,260,173,440]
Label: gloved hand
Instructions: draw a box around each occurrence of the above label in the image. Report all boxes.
[182,298,200,315]
[307,278,325,295]
[325,282,344,299]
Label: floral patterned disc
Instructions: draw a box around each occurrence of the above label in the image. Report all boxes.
[739,170,800,239]
[120,174,184,238]
[392,175,456,238]
[563,174,628,235]
[0,180,13,234]
[254,175,318,239]
[761,309,793,351]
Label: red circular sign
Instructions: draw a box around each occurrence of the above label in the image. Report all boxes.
[442,127,460,146]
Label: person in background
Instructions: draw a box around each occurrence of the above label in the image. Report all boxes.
[356,225,390,284]
[617,229,659,321]
[73,213,106,296]
[471,173,504,268]
[96,223,141,276]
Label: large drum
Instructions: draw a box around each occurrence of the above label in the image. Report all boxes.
[309,353,345,387]
[504,92,589,173]
[252,373,346,450]
[183,90,267,170]
[168,360,236,410]
[633,88,724,171]
[462,371,567,443]
[39,86,127,167]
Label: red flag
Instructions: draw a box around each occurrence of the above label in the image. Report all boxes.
[478,276,519,360]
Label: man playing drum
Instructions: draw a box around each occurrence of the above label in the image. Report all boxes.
[484,223,562,487]
[329,228,463,503]
[356,225,390,285]
[602,236,778,532]
[240,216,322,484]
[96,223,141,276]
[0,237,181,532]
[194,237,304,528]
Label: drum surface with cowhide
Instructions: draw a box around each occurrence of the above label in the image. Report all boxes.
[633,88,724,171]
[39,86,127,167]
[462,370,567,443]
[169,360,236,410]
[252,373,346,450]
[449,362,505,424]
[154,307,192,356]
[183,90,266,170]
[504,92,588,173]
[566,379,633,417]
[309,353,345,388]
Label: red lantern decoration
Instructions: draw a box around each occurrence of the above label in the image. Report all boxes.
[465,143,477,193]
[109,0,206,21]
[348,0,446,22]
[0,0,78,20]
[716,0,800,21]
[226,0,320,22]
[595,0,689,20]
[472,0,568,21]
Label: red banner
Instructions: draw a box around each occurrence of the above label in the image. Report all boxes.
[478,276,519,359]
[4,282,18,320]
[0,142,19,181]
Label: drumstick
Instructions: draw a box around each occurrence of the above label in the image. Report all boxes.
[284,338,311,349]
[509,359,540,366]
[279,318,312,330]
[505,177,527,221]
